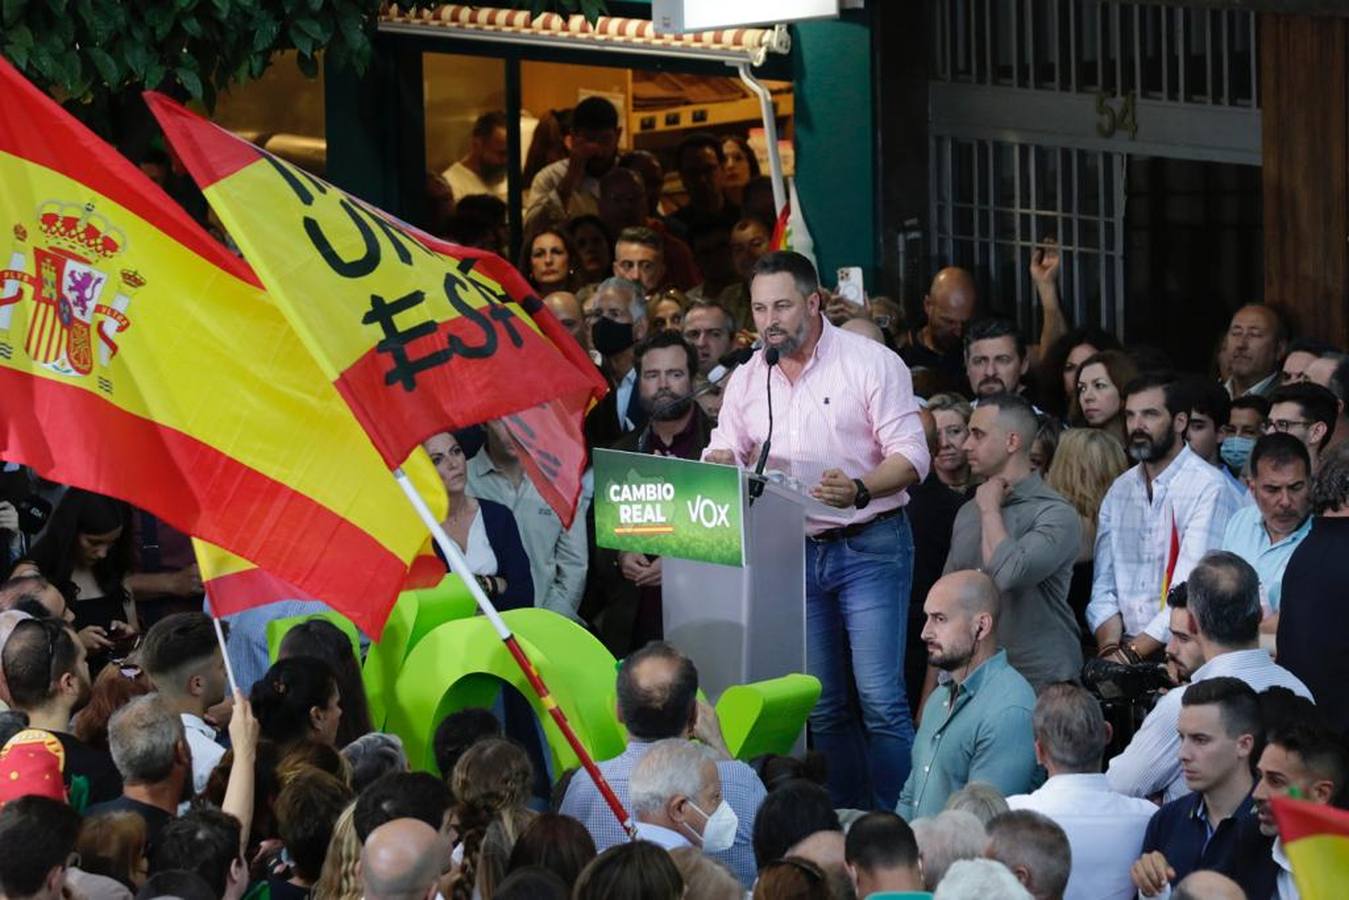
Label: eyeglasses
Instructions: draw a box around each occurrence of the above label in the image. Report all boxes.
[1265,419,1311,433]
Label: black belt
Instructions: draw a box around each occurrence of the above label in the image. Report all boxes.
[808,506,905,543]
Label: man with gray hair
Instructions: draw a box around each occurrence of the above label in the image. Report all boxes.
[984,810,1072,900]
[629,737,733,854]
[1108,551,1312,803]
[932,857,1033,900]
[86,694,192,855]
[943,392,1082,690]
[910,809,988,892]
[585,276,649,447]
[1007,684,1155,900]
[361,818,447,900]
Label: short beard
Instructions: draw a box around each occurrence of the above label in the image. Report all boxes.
[1128,428,1176,463]
[928,639,975,672]
[767,319,808,357]
[645,390,691,422]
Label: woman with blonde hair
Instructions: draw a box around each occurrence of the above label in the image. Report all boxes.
[312,803,361,900]
[449,738,537,900]
[1046,428,1129,640]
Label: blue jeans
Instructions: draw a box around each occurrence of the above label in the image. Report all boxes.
[806,512,915,810]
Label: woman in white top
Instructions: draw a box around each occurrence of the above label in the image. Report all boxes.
[424,428,534,610]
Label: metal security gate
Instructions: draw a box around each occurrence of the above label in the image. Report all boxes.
[927,0,1261,338]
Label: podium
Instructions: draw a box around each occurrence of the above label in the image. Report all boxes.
[666,475,827,700]
[593,451,824,701]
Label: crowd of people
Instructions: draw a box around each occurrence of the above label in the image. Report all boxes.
[4,92,1349,900]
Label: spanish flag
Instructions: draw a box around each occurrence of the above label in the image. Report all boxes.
[0,56,446,638]
[193,538,447,618]
[143,94,608,527]
[1271,795,1349,900]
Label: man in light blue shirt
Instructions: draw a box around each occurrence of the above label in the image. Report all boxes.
[559,641,765,886]
[1220,433,1313,617]
[897,570,1036,820]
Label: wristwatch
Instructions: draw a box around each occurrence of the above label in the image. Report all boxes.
[852,478,871,510]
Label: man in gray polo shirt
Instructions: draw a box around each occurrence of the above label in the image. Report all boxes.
[943,393,1082,690]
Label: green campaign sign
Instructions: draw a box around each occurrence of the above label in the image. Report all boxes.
[593,449,745,567]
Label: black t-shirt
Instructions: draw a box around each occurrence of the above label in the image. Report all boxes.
[85,795,173,856]
[266,877,312,900]
[906,471,969,613]
[50,730,122,806]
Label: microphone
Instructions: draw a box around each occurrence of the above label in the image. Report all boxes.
[749,347,779,503]
[705,346,757,384]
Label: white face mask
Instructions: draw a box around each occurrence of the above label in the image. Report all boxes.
[687,799,739,853]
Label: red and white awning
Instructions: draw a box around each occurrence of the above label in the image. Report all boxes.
[379,4,791,66]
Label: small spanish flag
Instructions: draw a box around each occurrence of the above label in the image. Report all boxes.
[1160,510,1180,610]
[1271,795,1349,900]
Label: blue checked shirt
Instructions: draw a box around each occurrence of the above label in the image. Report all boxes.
[1087,445,1242,642]
[559,740,766,887]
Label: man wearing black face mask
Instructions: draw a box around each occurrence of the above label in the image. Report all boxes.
[584,277,649,449]
[586,333,712,654]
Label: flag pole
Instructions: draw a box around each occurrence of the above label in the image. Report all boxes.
[211,613,240,699]
[391,467,637,840]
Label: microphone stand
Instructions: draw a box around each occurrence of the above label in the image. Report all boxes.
[748,347,779,504]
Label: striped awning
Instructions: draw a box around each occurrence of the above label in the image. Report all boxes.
[379,4,792,66]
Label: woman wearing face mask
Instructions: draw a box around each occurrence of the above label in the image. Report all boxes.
[1072,349,1138,446]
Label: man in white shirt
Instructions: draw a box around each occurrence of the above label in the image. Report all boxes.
[1088,373,1241,661]
[140,612,228,794]
[628,738,732,854]
[1107,552,1312,803]
[442,112,508,203]
[1007,683,1155,900]
[1252,699,1349,900]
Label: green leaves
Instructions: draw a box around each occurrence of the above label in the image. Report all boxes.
[4,0,609,116]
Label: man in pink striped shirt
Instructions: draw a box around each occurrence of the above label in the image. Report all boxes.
[704,251,930,810]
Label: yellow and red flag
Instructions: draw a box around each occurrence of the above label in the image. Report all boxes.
[144,94,607,527]
[0,56,446,638]
[1272,795,1349,900]
[192,536,447,617]
[1160,510,1181,610]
